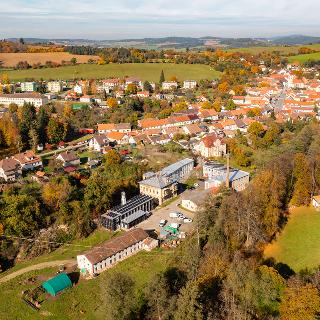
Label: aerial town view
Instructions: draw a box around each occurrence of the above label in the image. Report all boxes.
[1,0,320,319]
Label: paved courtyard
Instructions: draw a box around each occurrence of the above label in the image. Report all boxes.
[137,194,196,233]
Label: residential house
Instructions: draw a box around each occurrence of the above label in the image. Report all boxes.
[80,95,91,103]
[89,134,109,152]
[56,151,80,167]
[195,133,226,158]
[198,109,219,121]
[0,158,22,181]
[106,132,130,145]
[183,80,197,90]
[183,124,205,136]
[97,123,131,134]
[137,91,150,98]
[73,84,83,95]
[47,81,63,93]
[21,82,38,92]
[13,151,42,171]
[162,81,178,91]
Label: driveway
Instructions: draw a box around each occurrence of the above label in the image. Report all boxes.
[0,259,75,283]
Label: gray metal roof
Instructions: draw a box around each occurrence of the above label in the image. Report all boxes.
[161,158,194,176]
[139,175,175,188]
[208,169,249,183]
[122,210,147,224]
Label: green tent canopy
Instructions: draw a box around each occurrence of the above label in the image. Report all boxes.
[42,273,72,296]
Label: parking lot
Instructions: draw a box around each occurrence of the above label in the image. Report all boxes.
[137,196,195,233]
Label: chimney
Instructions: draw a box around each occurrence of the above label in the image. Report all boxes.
[121,191,126,206]
[226,153,230,189]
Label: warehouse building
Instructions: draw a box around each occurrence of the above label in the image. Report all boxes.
[77,228,158,275]
[101,192,154,231]
[203,161,250,192]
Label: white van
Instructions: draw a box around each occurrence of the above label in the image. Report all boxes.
[169,212,179,218]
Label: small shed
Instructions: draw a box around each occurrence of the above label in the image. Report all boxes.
[42,273,72,296]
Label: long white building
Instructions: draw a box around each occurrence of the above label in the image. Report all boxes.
[77,228,158,275]
[0,93,48,107]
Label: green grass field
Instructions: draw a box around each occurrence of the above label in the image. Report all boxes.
[0,249,169,320]
[227,44,320,55]
[288,52,320,63]
[264,207,320,272]
[2,63,221,82]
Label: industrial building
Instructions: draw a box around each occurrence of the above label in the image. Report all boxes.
[77,228,158,275]
[203,161,250,192]
[101,192,154,231]
[139,158,194,204]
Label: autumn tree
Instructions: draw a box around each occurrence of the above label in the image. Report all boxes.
[42,176,74,211]
[126,83,137,95]
[291,153,312,206]
[106,97,118,108]
[46,117,68,144]
[225,99,236,111]
[280,280,320,320]
[104,149,121,167]
[100,272,136,320]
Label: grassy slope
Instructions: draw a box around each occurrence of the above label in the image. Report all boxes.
[0,249,169,320]
[3,63,221,82]
[288,52,320,63]
[0,229,117,277]
[264,207,320,272]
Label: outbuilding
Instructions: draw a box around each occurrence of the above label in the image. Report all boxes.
[42,273,72,296]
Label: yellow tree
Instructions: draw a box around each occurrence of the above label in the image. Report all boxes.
[106,97,118,108]
[280,283,320,320]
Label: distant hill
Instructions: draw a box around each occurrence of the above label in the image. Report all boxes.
[270,35,320,45]
[6,35,320,50]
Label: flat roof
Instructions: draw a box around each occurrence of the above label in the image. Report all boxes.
[122,210,147,224]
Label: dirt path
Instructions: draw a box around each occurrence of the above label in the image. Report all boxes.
[0,259,75,283]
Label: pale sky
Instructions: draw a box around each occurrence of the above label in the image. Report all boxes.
[0,0,319,39]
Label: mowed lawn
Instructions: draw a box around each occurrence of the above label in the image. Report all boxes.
[0,249,169,320]
[3,63,221,82]
[264,207,320,272]
[288,52,320,63]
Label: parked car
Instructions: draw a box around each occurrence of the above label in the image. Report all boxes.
[184,218,193,223]
[159,219,167,227]
[170,222,180,229]
[169,212,179,218]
